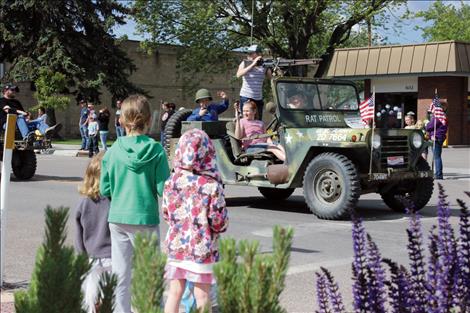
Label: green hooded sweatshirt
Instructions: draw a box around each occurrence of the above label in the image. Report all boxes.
[100,135,170,225]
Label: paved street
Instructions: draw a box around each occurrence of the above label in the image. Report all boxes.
[1,147,469,312]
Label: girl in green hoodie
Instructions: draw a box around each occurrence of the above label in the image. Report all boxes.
[100,95,170,313]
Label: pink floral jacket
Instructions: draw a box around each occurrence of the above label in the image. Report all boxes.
[162,129,228,265]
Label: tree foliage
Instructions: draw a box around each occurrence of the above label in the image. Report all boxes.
[0,0,144,103]
[409,0,470,42]
[33,68,70,110]
[132,0,405,83]
[14,207,90,313]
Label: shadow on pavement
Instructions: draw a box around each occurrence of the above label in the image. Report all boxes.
[12,174,83,183]
[227,194,446,221]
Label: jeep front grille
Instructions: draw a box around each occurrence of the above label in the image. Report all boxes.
[380,135,409,169]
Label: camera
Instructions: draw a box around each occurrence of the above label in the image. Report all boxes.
[256,58,264,66]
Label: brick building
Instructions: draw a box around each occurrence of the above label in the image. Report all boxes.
[327,40,470,145]
[1,40,241,137]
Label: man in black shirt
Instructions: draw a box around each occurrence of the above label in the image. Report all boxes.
[1,84,62,143]
[0,84,33,141]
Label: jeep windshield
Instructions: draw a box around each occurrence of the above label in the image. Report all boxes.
[277,82,359,111]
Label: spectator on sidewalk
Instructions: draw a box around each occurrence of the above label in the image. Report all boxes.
[163,128,228,313]
[425,103,448,180]
[88,114,99,158]
[160,101,176,143]
[404,111,417,129]
[75,152,111,313]
[100,95,170,313]
[79,100,89,150]
[115,99,126,137]
[97,107,110,151]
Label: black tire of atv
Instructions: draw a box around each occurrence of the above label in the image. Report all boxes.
[12,150,37,180]
[380,158,434,213]
[163,109,193,154]
[258,187,295,201]
[303,152,361,220]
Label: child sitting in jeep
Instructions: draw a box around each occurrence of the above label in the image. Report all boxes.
[187,89,229,122]
[235,100,286,161]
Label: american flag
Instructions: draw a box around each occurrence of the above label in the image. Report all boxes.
[359,93,375,124]
[429,93,447,125]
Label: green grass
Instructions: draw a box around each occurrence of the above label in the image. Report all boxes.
[55,138,115,145]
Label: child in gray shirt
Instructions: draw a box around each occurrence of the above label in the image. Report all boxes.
[75,152,111,313]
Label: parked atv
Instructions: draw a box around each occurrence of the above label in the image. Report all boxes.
[164,77,433,220]
[0,127,52,180]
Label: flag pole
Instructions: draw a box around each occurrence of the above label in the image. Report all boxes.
[368,86,376,178]
[431,88,437,173]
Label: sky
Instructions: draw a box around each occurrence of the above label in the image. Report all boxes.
[113,1,460,46]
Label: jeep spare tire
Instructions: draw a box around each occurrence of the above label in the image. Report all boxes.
[12,150,37,180]
[380,158,434,212]
[303,152,361,220]
[163,109,193,154]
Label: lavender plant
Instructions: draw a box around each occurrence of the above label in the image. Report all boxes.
[315,184,470,313]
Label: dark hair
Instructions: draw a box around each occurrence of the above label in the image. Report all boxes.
[38,107,46,114]
[167,102,176,110]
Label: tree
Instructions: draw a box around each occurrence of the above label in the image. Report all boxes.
[409,0,470,42]
[132,0,405,85]
[0,0,144,103]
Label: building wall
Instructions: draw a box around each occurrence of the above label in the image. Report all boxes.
[3,40,243,138]
[417,76,469,145]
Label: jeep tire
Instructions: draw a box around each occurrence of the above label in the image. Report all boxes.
[163,109,193,154]
[303,153,361,220]
[380,158,434,213]
[258,187,295,201]
[12,150,37,180]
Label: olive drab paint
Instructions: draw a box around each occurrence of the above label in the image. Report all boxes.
[165,75,434,219]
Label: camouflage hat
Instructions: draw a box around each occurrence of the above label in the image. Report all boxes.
[195,89,212,103]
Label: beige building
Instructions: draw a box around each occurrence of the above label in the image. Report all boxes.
[1,40,242,137]
[327,40,470,145]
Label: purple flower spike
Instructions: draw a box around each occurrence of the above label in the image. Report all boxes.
[383,258,412,313]
[456,197,470,310]
[365,234,387,313]
[426,226,439,313]
[315,272,331,313]
[435,184,457,312]
[351,216,370,312]
[320,267,346,313]
[405,211,427,312]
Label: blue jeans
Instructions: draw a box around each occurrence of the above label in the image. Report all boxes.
[15,115,31,138]
[88,135,99,157]
[28,120,48,134]
[116,125,125,137]
[80,125,89,149]
[433,139,444,179]
[240,96,264,120]
[100,131,108,151]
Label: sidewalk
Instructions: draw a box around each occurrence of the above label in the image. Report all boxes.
[0,291,15,313]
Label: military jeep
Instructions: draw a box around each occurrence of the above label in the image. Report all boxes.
[163,77,433,220]
[0,126,52,180]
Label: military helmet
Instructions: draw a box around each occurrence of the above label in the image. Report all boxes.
[195,89,212,103]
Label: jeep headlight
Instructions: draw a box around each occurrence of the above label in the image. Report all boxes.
[411,132,423,149]
[372,133,381,149]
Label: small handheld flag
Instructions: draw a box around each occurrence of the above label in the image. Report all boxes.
[429,93,447,125]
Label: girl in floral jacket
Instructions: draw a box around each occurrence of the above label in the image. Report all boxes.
[163,128,228,313]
